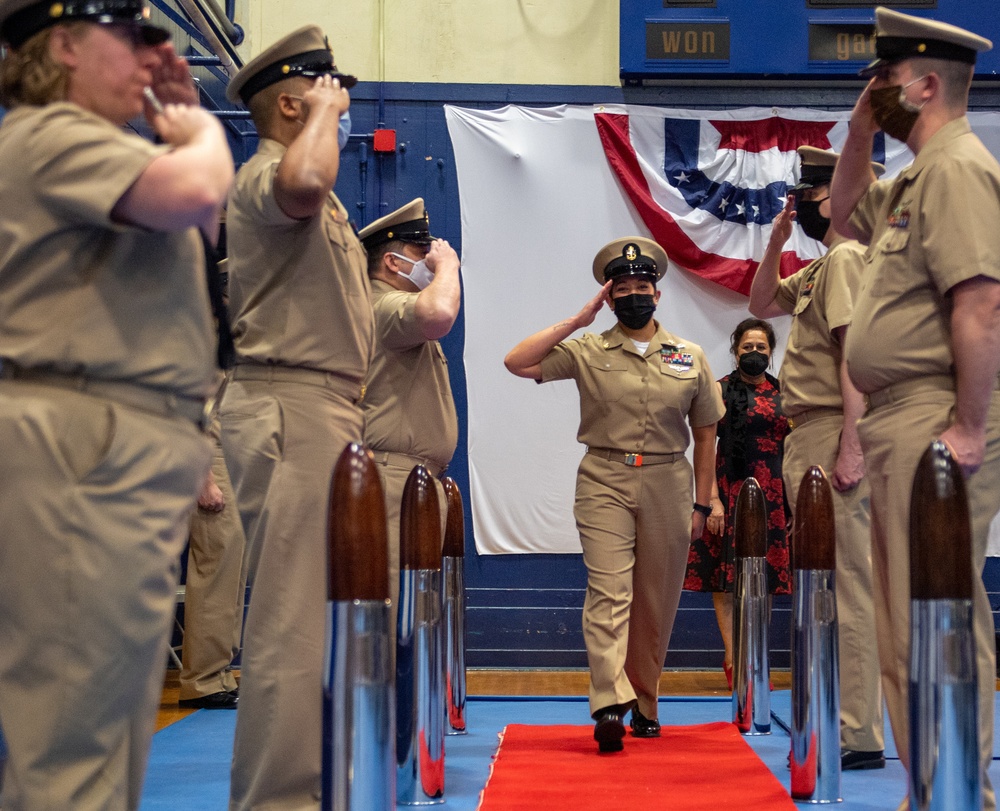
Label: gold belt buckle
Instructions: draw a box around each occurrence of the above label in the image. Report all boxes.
[625,453,643,467]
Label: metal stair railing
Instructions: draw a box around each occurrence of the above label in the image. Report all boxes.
[150,0,243,78]
[148,0,253,159]
[146,0,388,220]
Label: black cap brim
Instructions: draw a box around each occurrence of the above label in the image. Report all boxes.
[293,68,357,89]
[858,57,891,78]
[137,21,170,45]
[332,72,357,89]
[791,178,832,194]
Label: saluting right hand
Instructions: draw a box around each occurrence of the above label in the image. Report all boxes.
[302,74,350,121]
[424,238,459,274]
[768,195,796,248]
[149,43,199,106]
[152,104,225,147]
[574,280,612,328]
[848,79,882,140]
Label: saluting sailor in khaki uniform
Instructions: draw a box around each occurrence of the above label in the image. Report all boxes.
[830,8,1000,809]
[751,146,886,772]
[219,25,373,811]
[0,0,233,806]
[358,199,461,636]
[506,238,723,754]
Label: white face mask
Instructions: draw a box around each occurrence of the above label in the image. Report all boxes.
[389,252,435,290]
[337,110,351,151]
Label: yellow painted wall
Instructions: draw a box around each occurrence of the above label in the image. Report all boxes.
[233,0,620,86]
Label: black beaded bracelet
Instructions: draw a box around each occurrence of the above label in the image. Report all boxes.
[693,502,712,517]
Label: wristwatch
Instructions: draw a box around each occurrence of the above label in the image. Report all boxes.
[693,502,712,517]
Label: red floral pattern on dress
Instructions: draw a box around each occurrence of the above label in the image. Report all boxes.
[684,372,791,594]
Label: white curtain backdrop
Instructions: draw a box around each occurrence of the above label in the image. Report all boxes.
[445,103,1000,556]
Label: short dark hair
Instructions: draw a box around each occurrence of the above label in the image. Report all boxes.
[916,57,974,108]
[366,238,406,276]
[610,275,656,294]
[730,318,776,357]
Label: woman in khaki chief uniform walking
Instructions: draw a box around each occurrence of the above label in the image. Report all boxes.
[0,1,233,807]
[506,237,723,753]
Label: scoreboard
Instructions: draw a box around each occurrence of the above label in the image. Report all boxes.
[620,0,1000,82]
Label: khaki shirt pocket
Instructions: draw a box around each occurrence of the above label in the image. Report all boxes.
[585,357,630,402]
[324,210,351,252]
[869,227,911,296]
[877,227,910,255]
[323,208,370,299]
[792,293,814,317]
[657,363,698,411]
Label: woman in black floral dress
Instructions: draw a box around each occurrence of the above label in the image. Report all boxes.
[683,318,790,687]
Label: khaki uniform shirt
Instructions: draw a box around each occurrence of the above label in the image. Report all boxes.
[539,322,724,453]
[362,280,458,471]
[0,103,215,398]
[845,117,1000,394]
[227,138,373,383]
[775,236,864,416]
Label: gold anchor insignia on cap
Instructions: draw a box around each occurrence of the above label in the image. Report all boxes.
[624,244,638,261]
[49,3,64,17]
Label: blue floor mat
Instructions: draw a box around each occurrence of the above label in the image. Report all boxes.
[141,691,1000,810]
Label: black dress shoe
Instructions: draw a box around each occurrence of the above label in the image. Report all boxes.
[630,707,661,738]
[593,709,626,753]
[841,748,885,770]
[178,691,238,710]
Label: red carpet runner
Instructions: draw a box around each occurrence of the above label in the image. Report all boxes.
[477,721,796,810]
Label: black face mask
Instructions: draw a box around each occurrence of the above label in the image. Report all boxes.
[869,83,922,143]
[738,351,769,377]
[796,198,830,242]
[612,293,656,330]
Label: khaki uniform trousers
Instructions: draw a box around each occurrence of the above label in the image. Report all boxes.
[783,413,884,753]
[371,453,448,655]
[220,376,363,811]
[179,438,247,700]
[575,452,693,719]
[858,387,1000,811]
[0,381,210,811]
